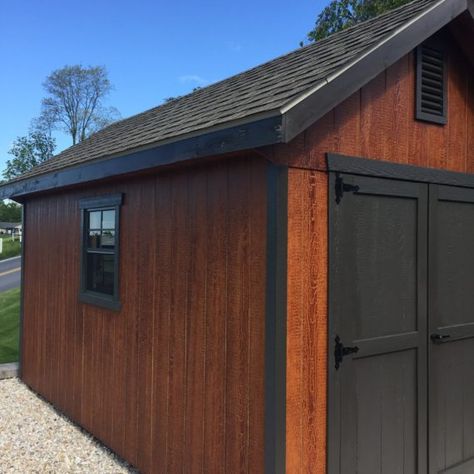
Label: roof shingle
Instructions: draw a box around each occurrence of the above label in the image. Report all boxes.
[9,0,439,183]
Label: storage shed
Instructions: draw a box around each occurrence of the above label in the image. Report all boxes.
[2,0,474,472]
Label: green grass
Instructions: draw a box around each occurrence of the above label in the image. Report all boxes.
[0,236,21,261]
[0,288,20,364]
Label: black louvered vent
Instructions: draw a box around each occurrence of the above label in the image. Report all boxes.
[416,44,447,124]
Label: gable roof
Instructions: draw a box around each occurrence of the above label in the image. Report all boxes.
[2,0,473,200]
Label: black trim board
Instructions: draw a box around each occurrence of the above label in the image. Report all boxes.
[327,153,474,188]
[18,203,25,379]
[265,164,288,474]
[283,0,471,142]
[327,172,338,474]
[79,193,123,209]
[0,116,283,201]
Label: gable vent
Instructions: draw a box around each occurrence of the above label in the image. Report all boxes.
[416,44,447,125]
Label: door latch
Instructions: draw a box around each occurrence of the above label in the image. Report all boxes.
[430,333,451,344]
[335,335,359,370]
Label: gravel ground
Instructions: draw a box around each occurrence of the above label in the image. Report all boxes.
[0,378,137,473]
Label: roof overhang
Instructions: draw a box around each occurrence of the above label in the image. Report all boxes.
[1,0,473,202]
[0,115,283,201]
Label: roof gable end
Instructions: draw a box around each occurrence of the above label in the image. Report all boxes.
[282,0,474,141]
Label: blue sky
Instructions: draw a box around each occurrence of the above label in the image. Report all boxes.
[0,0,325,172]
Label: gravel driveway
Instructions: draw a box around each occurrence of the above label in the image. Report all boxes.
[0,378,136,473]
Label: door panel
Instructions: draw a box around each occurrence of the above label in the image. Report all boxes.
[329,177,474,474]
[429,185,474,474]
[347,349,418,474]
[329,174,428,474]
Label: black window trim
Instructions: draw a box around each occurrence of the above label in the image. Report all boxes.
[415,39,448,126]
[79,193,123,311]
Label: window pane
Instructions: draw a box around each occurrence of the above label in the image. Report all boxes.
[88,211,101,229]
[102,210,115,230]
[88,230,101,249]
[86,253,115,295]
[101,230,115,248]
[87,231,115,249]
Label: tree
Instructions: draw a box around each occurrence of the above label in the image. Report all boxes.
[0,201,21,222]
[2,132,56,181]
[307,0,412,42]
[39,65,120,145]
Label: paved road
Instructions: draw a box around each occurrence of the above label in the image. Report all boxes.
[0,256,21,293]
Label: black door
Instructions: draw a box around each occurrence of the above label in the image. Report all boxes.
[329,175,474,474]
[329,174,428,474]
[429,185,474,474]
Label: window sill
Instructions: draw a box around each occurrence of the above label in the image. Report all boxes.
[79,292,122,311]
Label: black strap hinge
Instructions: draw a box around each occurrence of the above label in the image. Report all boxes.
[335,174,360,204]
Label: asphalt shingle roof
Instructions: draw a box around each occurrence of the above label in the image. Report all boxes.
[11,0,439,183]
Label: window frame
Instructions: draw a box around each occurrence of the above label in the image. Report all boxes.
[79,193,123,310]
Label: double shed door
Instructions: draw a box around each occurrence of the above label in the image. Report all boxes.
[329,174,474,474]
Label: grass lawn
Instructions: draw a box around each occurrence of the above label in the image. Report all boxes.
[0,288,20,364]
[0,236,21,261]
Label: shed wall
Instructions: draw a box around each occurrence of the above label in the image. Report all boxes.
[276,35,474,474]
[21,157,267,473]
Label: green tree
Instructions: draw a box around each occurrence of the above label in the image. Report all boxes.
[0,201,22,222]
[39,65,120,145]
[307,0,412,42]
[2,132,56,181]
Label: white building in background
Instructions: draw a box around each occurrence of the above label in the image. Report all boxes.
[0,222,21,235]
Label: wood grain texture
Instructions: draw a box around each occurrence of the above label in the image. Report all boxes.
[21,156,267,474]
[267,31,474,174]
[286,169,328,474]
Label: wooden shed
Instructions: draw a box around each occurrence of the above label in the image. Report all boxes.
[2,0,474,472]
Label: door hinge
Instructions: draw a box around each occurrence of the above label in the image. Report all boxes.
[335,174,360,204]
[334,335,359,370]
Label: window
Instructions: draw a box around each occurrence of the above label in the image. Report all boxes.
[79,194,123,310]
[416,41,447,125]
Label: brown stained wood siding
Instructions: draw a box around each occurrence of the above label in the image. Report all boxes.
[268,34,474,173]
[286,169,328,474]
[21,157,267,474]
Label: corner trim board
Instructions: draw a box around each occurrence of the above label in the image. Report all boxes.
[327,172,339,474]
[265,164,288,474]
[18,203,26,379]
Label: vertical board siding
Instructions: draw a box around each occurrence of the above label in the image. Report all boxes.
[269,35,474,173]
[286,169,328,474]
[21,157,267,474]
